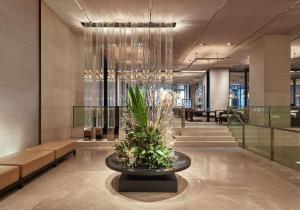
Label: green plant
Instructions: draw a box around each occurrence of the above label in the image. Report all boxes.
[127,86,148,128]
[115,85,175,169]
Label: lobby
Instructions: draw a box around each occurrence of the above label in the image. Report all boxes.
[1,0,300,209]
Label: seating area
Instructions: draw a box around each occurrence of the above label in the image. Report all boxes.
[0,140,76,196]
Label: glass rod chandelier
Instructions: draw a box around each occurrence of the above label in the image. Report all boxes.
[82,0,175,114]
[82,22,175,84]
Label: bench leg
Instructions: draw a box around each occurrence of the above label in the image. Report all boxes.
[18,180,24,189]
[53,160,58,167]
[73,150,76,156]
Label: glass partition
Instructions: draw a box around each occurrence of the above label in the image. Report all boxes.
[74,105,186,141]
[273,129,300,171]
[227,105,300,172]
[245,106,300,128]
[269,107,291,128]
[248,106,270,126]
[73,106,86,128]
[244,125,271,159]
[73,106,104,128]
[229,124,243,145]
[107,106,115,128]
[173,106,185,128]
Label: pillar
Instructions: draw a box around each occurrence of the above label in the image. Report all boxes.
[209,69,229,111]
[249,35,291,127]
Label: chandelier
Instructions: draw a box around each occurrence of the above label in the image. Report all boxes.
[81,1,175,125]
[80,0,175,130]
[82,16,175,87]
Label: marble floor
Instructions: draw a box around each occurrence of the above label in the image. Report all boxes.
[1,147,300,210]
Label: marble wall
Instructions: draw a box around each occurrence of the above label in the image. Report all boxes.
[0,0,39,157]
[41,2,83,142]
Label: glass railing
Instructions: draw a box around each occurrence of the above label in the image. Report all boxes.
[73,106,128,140]
[227,107,246,146]
[228,123,243,146]
[74,106,187,129]
[173,106,186,128]
[273,128,300,170]
[244,124,271,159]
[250,106,292,128]
[228,106,300,172]
[229,106,300,128]
[73,105,187,141]
[73,106,105,128]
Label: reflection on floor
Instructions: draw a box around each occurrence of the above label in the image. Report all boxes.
[1,147,300,210]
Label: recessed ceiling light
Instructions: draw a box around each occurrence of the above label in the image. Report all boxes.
[200,43,206,46]
[226,42,233,46]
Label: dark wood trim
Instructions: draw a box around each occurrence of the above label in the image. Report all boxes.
[103,58,108,135]
[206,70,210,110]
[114,70,119,137]
[38,0,42,145]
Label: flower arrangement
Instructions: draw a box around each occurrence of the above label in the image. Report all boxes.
[115,85,177,169]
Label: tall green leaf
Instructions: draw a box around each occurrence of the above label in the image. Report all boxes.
[127,86,148,127]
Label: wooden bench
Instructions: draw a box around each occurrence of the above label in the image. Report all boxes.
[0,150,55,188]
[0,166,19,195]
[27,140,76,165]
[0,140,76,196]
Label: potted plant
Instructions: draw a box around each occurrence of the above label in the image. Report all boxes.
[115,86,176,169]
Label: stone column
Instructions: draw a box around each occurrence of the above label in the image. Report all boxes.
[209,69,229,111]
[249,35,291,127]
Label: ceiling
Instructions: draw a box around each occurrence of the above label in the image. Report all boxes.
[45,0,300,75]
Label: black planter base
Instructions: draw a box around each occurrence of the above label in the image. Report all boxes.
[106,151,191,192]
[118,173,178,192]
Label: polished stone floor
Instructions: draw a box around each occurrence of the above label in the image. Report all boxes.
[1,147,300,210]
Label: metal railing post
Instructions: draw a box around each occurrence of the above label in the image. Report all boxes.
[268,106,271,127]
[227,106,230,126]
[270,127,274,161]
[242,123,245,149]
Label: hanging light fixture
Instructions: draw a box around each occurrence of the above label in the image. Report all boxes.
[82,24,174,85]
[165,22,174,85]
[81,0,176,110]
